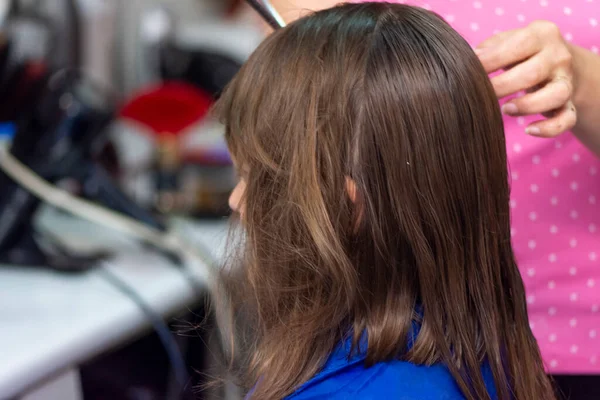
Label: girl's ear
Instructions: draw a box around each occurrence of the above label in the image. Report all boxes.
[346,176,363,233]
[345,176,358,203]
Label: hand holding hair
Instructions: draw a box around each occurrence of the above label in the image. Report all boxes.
[476,21,600,155]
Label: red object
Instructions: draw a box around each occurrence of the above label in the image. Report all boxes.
[25,61,48,81]
[120,82,214,137]
[226,0,245,16]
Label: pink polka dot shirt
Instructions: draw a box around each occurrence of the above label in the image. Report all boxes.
[354,0,600,374]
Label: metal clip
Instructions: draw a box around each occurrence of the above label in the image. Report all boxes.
[246,0,286,30]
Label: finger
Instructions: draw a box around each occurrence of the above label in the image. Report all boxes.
[525,101,577,137]
[490,53,552,98]
[476,29,542,73]
[476,29,518,51]
[501,76,572,116]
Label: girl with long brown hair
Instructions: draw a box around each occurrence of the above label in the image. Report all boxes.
[216,2,556,399]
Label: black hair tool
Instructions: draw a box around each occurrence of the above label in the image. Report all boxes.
[245,0,286,30]
[0,70,173,272]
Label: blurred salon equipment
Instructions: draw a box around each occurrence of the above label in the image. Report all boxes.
[0,0,265,273]
[0,1,121,271]
[111,0,265,219]
[0,0,173,271]
[0,1,261,399]
[0,69,174,271]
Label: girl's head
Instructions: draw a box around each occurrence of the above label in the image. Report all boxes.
[217,3,554,399]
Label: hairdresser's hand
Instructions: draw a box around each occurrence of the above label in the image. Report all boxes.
[476,21,579,137]
[476,21,600,156]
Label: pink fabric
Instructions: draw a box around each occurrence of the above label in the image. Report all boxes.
[353,0,600,373]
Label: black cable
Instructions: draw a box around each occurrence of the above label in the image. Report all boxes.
[98,267,191,397]
[65,0,82,70]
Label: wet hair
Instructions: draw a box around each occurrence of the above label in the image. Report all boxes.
[215,3,556,399]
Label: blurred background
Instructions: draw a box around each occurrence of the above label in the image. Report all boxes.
[0,1,268,399]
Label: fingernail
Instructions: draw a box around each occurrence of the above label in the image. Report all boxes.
[526,126,541,135]
[502,103,519,115]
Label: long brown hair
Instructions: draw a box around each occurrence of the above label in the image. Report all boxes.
[215,3,556,399]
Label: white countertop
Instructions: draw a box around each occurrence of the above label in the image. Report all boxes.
[0,208,230,398]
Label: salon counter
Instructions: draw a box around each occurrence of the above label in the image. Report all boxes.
[0,207,229,399]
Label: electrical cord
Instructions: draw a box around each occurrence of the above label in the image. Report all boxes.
[98,266,191,396]
[0,147,234,393]
[0,147,218,276]
[35,211,214,398]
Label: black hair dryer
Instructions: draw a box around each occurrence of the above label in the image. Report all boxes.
[0,70,167,272]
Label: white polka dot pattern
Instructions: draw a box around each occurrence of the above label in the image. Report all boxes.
[570,266,578,276]
[353,0,600,374]
[570,318,578,327]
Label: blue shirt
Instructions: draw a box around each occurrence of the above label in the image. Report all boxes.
[287,336,498,399]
